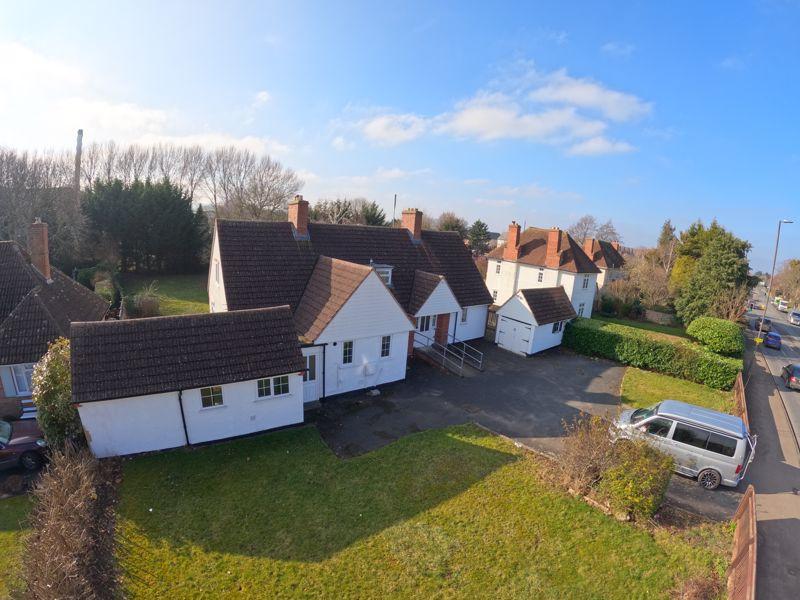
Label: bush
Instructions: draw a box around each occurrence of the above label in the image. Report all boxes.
[598,439,673,520]
[563,319,742,390]
[560,414,615,494]
[599,295,617,316]
[686,316,744,357]
[31,338,83,448]
[23,444,120,599]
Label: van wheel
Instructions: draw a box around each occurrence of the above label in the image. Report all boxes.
[697,469,721,490]
[20,451,42,471]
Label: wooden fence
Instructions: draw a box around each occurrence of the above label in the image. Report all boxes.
[728,484,757,600]
[733,371,749,431]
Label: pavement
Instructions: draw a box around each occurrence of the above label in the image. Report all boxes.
[743,291,800,600]
[313,341,741,521]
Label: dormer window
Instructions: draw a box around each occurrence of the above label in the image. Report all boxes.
[371,262,394,286]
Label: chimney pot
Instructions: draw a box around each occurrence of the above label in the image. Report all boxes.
[29,219,51,280]
[402,208,422,241]
[545,227,562,269]
[582,238,595,259]
[502,221,521,261]
[288,194,309,238]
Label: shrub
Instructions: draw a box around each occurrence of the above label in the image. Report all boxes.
[686,316,744,357]
[560,414,615,494]
[23,444,120,599]
[31,338,83,448]
[563,319,741,390]
[598,439,673,520]
[599,295,617,316]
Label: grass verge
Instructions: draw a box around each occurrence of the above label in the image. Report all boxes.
[0,495,32,598]
[117,424,730,599]
[120,273,208,316]
[593,315,689,341]
[621,368,737,414]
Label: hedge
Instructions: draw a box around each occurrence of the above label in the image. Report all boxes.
[563,319,742,390]
[686,316,745,357]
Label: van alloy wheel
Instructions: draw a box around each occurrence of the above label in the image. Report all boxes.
[698,469,721,490]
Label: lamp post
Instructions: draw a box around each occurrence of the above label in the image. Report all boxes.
[757,219,793,341]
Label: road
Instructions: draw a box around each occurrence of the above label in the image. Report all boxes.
[743,289,800,599]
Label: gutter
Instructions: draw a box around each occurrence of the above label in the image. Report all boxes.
[177,389,190,446]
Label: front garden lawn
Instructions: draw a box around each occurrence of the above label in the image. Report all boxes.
[120,273,208,316]
[593,315,689,341]
[118,424,730,599]
[622,368,736,415]
[0,495,32,598]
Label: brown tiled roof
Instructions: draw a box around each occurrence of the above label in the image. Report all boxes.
[294,257,372,341]
[408,270,444,316]
[519,287,577,325]
[216,220,492,314]
[584,239,625,269]
[0,241,108,365]
[71,306,304,403]
[487,228,600,274]
[216,220,317,311]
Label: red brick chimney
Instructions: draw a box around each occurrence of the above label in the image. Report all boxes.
[545,227,562,269]
[582,238,595,260]
[610,241,620,251]
[402,208,422,241]
[288,195,309,237]
[502,222,521,261]
[29,219,51,281]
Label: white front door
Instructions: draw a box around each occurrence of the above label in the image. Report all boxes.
[496,316,531,356]
[302,347,322,403]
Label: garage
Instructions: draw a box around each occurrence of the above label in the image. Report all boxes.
[494,287,577,356]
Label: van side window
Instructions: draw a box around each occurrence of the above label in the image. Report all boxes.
[645,418,673,438]
[672,423,710,449]
[706,432,737,457]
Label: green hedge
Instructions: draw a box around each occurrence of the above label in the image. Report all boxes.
[686,316,744,357]
[563,319,742,390]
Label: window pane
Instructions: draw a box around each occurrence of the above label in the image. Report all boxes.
[381,335,391,357]
[461,308,468,322]
[673,423,709,449]
[304,354,316,382]
[257,378,271,397]
[201,386,223,407]
[645,418,673,438]
[706,432,737,457]
[343,341,353,364]
[273,376,290,395]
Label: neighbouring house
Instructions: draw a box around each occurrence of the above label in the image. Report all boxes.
[0,220,108,420]
[484,222,600,318]
[494,287,577,356]
[71,307,306,458]
[208,197,492,395]
[581,238,625,289]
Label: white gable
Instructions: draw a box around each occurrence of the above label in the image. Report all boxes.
[495,292,539,326]
[208,224,228,313]
[316,272,414,344]
[414,278,461,317]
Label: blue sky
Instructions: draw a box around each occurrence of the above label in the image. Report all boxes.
[1,1,798,270]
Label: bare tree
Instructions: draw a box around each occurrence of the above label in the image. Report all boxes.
[310,199,355,224]
[595,219,622,243]
[567,214,598,242]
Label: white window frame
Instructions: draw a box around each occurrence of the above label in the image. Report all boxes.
[551,321,563,334]
[258,375,291,398]
[492,290,498,301]
[380,335,391,358]
[12,364,34,396]
[461,307,468,323]
[537,269,544,283]
[342,340,354,365]
[582,275,590,289]
[303,354,316,382]
[417,315,434,333]
[200,385,224,408]
[495,262,501,274]
[578,303,585,317]
[214,260,220,284]
[375,266,393,286]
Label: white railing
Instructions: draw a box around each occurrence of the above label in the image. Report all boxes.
[413,331,466,376]
[446,335,484,371]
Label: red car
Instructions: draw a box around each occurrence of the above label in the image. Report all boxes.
[0,419,47,471]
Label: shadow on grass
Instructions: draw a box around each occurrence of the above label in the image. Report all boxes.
[119,424,517,563]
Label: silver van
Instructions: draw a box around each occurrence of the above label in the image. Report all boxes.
[614,400,756,490]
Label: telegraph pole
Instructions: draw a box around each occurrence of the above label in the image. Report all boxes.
[73,129,83,208]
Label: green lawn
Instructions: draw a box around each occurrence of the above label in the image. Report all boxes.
[593,315,689,341]
[0,495,31,599]
[120,273,209,316]
[118,424,730,599]
[622,368,737,415]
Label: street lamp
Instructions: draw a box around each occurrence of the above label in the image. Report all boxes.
[757,218,793,341]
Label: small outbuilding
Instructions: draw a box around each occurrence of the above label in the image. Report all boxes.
[494,287,577,356]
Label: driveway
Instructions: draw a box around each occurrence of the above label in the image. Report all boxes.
[314,343,624,459]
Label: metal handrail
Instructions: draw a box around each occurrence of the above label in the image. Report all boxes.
[413,331,465,375]
[446,336,484,370]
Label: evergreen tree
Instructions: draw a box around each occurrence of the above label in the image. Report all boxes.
[467,220,491,254]
[360,201,387,226]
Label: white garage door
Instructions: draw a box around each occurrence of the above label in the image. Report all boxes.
[497,316,532,355]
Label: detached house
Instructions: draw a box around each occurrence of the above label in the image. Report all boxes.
[0,221,108,420]
[485,223,600,318]
[581,238,625,289]
[209,197,492,401]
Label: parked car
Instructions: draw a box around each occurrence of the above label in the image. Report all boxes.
[789,311,800,326]
[754,317,772,333]
[778,300,790,312]
[764,332,782,350]
[0,419,47,471]
[614,400,756,490]
[781,364,800,390]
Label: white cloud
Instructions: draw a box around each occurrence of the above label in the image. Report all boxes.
[474,198,515,207]
[567,136,635,156]
[464,178,490,185]
[490,182,583,202]
[375,166,431,179]
[295,168,319,183]
[538,29,569,45]
[331,135,354,151]
[601,42,635,57]
[529,69,651,121]
[362,113,429,145]
[137,132,290,155]
[252,90,271,107]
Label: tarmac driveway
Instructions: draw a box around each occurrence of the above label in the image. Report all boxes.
[314,343,624,459]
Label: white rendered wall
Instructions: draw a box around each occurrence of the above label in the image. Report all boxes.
[530,322,567,354]
[414,279,461,317]
[208,226,228,313]
[454,305,488,341]
[321,332,408,397]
